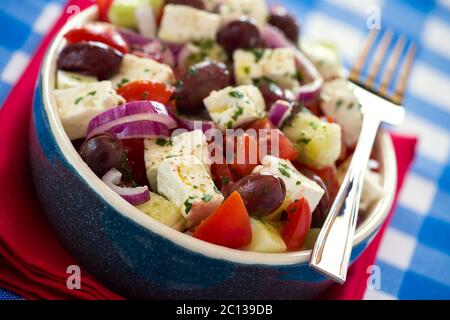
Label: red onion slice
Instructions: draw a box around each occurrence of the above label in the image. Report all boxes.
[87,100,177,138]
[88,113,175,139]
[118,29,175,67]
[119,29,151,48]
[261,25,323,103]
[176,44,191,67]
[102,168,150,205]
[268,100,293,127]
[175,116,215,133]
[293,50,324,102]
[108,120,170,140]
[261,24,292,49]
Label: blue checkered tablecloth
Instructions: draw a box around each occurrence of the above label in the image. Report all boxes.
[0,0,449,300]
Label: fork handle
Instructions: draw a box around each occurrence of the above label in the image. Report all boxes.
[309,115,381,283]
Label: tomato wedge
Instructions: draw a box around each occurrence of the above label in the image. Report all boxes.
[309,166,340,202]
[96,0,113,22]
[246,118,298,161]
[193,192,252,249]
[227,133,259,178]
[117,80,174,104]
[281,198,312,251]
[64,24,129,54]
[121,138,148,187]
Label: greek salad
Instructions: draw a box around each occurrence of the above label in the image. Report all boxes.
[53,0,383,253]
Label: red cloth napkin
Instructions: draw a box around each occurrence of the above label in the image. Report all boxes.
[0,0,417,300]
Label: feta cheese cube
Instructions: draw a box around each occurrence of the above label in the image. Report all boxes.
[337,158,382,212]
[110,54,175,88]
[220,0,268,27]
[56,70,97,89]
[158,4,221,44]
[157,155,224,227]
[204,0,224,11]
[170,130,212,167]
[320,78,362,147]
[144,130,212,192]
[234,48,300,89]
[302,40,343,81]
[203,85,266,131]
[283,111,342,169]
[54,81,125,140]
[362,169,383,212]
[233,49,264,85]
[144,137,173,191]
[252,156,325,212]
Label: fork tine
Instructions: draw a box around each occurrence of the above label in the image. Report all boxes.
[379,35,406,97]
[391,42,416,105]
[365,29,393,88]
[349,29,378,83]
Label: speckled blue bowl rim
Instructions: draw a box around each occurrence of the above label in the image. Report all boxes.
[39,5,398,267]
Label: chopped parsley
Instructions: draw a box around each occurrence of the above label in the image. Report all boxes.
[202,194,213,202]
[229,90,244,99]
[213,186,221,194]
[247,48,265,63]
[120,153,136,186]
[336,99,343,108]
[231,106,244,121]
[117,78,130,88]
[144,68,151,73]
[141,91,149,100]
[309,122,318,130]
[220,176,230,186]
[195,39,214,51]
[74,97,83,105]
[347,102,354,109]
[296,181,301,185]
[226,121,233,129]
[87,91,96,96]
[184,196,196,214]
[297,138,311,145]
[252,76,273,86]
[243,66,251,75]
[187,39,222,66]
[156,138,170,146]
[278,167,291,178]
[188,66,198,76]
[280,163,290,169]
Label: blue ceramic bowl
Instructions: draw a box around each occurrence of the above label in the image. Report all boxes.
[29,6,397,299]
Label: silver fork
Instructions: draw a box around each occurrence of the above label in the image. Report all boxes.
[309,29,416,283]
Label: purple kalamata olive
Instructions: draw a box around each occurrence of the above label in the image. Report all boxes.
[217,19,264,56]
[268,7,300,43]
[230,173,286,218]
[79,133,124,178]
[58,42,123,80]
[176,61,232,114]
